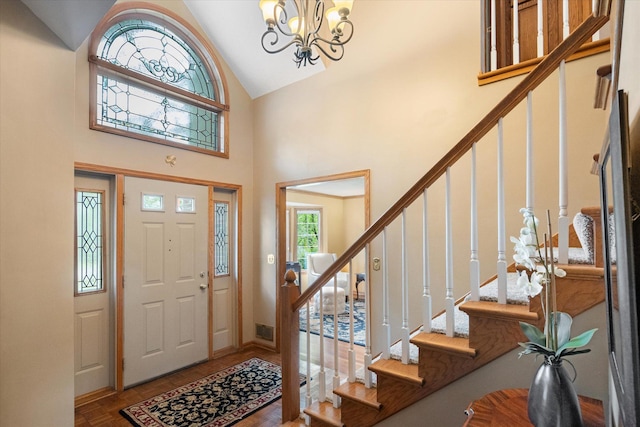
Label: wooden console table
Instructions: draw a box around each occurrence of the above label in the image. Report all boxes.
[463,388,605,426]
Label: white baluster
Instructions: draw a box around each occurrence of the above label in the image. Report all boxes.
[592,0,601,41]
[422,189,433,331]
[318,286,326,401]
[382,228,391,358]
[445,168,455,337]
[558,60,569,264]
[526,91,534,212]
[304,300,312,425]
[513,0,520,64]
[332,272,340,408]
[563,0,570,40]
[490,0,497,70]
[401,208,410,363]
[537,0,544,57]
[497,118,508,304]
[348,261,355,383]
[363,244,373,388]
[470,143,480,302]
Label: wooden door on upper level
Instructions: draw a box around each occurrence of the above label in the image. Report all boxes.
[493,0,593,69]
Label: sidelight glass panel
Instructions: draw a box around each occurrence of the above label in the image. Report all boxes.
[214,201,229,276]
[76,190,105,294]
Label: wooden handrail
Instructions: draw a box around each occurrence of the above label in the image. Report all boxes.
[291,14,609,313]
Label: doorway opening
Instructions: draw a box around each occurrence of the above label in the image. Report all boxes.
[275,170,370,353]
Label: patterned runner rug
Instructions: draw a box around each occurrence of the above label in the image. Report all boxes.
[120,358,303,427]
[299,299,366,346]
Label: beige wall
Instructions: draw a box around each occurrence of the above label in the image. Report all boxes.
[619,0,640,130]
[1,0,76,424]
[1,0,255,424]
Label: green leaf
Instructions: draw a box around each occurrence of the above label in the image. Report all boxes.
[556,328,598,356]
[520,321,545,346]
[558,348,592,358]
[518,341,554,356]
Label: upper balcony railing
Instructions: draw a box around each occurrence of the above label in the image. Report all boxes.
[479,0,611,85]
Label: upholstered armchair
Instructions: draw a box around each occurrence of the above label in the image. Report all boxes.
[307,253,349,290]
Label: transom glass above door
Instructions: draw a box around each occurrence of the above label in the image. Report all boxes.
[89,4,230,157]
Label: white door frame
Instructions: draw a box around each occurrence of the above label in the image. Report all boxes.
[74,163,243,391]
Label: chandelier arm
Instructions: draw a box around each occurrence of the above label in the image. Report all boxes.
[261,30,302,55]
[333,20,354,44]
[310,38,344,61]
[273,3,296,38]
[306,0,324,38]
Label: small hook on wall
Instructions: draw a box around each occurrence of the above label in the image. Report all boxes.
[165,155,177,167]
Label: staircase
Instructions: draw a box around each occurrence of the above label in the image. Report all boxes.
[279,7,612,427]
[301,214,606,426]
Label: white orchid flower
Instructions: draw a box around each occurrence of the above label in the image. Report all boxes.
[516,270,544,298]
[511,236,536,270]
[529,271,545,295]
[536,264,566,278]
[520,208,539,230]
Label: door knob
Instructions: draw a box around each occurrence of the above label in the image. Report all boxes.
[199,283,208,290]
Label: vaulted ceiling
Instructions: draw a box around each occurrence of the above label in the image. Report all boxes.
[19,0,469,100]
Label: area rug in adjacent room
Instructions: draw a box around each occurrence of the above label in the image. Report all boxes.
[299,299,366,346]
[120,357,303,427]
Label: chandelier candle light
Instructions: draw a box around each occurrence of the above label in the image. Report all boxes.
[259,0,354,67]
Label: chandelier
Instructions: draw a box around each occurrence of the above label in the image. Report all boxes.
[258,0,354,67]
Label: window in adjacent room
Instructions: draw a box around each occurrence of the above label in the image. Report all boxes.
[75,189,105,295]
[295,208,321,269]
[89,4,229,157]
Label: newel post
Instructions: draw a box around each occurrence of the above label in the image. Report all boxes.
[281,269,301,423]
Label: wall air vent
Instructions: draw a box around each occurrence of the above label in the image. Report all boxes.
[255,323,274,341]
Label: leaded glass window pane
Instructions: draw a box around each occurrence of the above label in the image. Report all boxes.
[214,202,229,277]
[76,190,104,294]
[96,73,219,151]
[98,20,215,99]
[91,14,226,155]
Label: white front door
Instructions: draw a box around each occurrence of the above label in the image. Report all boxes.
[212,189,237,352]
[74,174,114,397]
[123,177,209,387]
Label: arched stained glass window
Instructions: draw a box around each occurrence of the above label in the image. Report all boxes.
[89,4,229,157]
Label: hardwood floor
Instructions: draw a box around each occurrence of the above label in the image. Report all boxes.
[75,334,365,427]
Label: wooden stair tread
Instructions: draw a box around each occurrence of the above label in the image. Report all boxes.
[334,381,381,410]
[558,264,604,278]
[368,358,424,387]
[411,332,476,358]
[459,300,539,322]
[303,401,344,427]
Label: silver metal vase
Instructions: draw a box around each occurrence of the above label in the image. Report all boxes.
[527,358,583,427]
